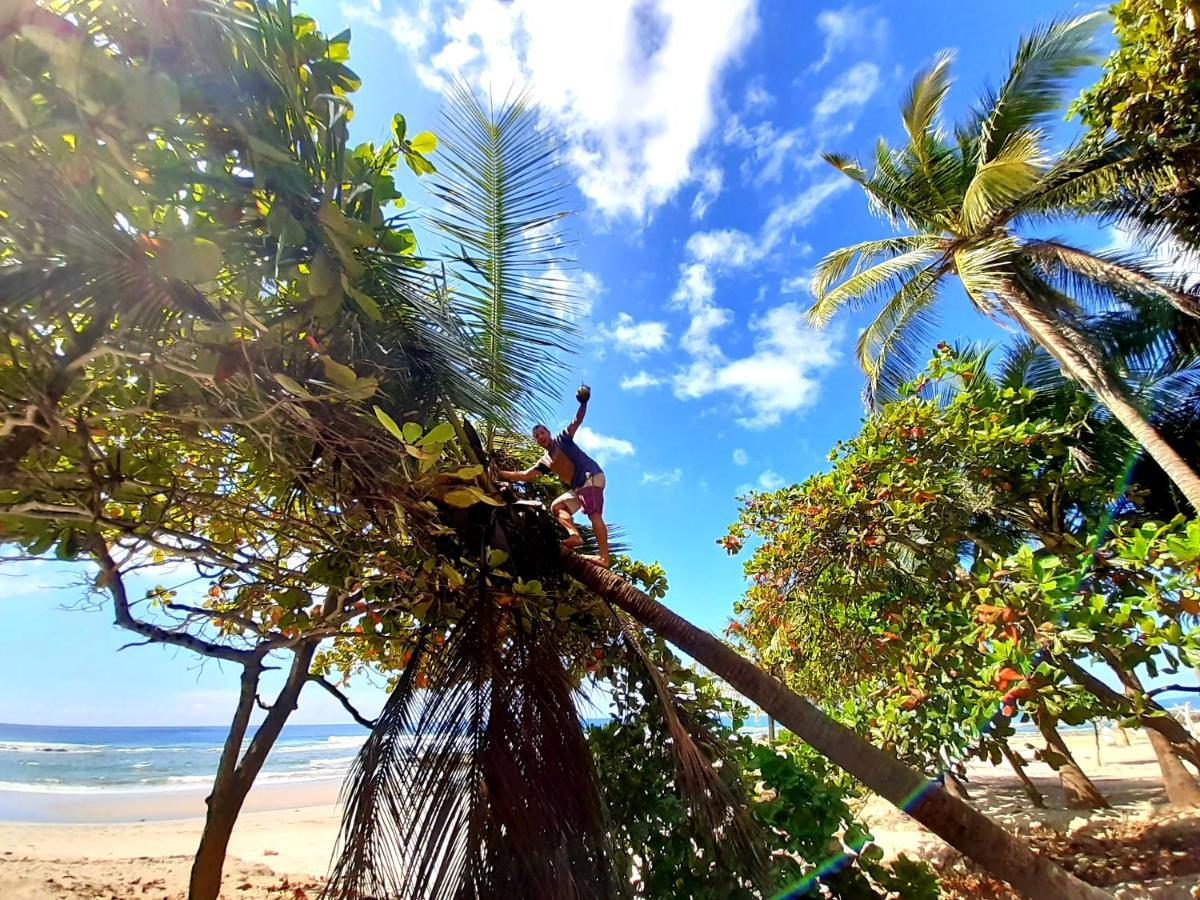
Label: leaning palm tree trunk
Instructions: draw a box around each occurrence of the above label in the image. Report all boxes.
[562,551,1108,900]
[1002,286,1200,510]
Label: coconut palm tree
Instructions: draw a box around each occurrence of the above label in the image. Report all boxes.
[809,14,1200,510]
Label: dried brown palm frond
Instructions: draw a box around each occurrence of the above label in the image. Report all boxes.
[324,519,621,900]
[610,611,768,888]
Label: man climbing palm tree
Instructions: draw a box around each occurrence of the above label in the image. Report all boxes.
[498,385,610,567]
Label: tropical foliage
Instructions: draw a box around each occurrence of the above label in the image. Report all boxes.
[0,2,1183,899]
[724,350,1200,808]
[810,13,1200,509]
[1074,0,1200,248]
[591,637,939,898]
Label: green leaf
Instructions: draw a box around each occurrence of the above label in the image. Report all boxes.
[320,356,358,388]
[455,465,484,479]
[273,373,314,398]
[443,488,482,508]
[122,71,181,125]
[374,406,404,441]
[419,422,456,446]
[309,251,337,296]
[346,283,382,321]
[1058,627,1095,644]
[441,561,465,589]
[402,421,423,443]
[269,207,306,249]
[443,486,502,508]
[326,30,351,63]
[410,131,438,154]
[153,237,224,284]
[487,549,509,567]
[392,114,407,143]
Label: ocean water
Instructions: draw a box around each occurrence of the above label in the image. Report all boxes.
[0,722,369,794]
[0,715,767,797]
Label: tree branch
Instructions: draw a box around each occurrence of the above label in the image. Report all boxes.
[308,674,377,729]
[1148,684,1200,698]
[90,536,256,665]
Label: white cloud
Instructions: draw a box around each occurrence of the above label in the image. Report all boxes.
[750,124,808,185]
[813,62,881,123]
[671,261,732,359]
[342,0,435,51]
[690,160,724,221]
[732,448,749,466]
[744,78,774,112]
[673,303,839,427]
[757,469,786,490]
[620,371,663,391]
[641,468,683,486]
[575,271,604,317]
[685,228,761,268]
[780,273,811,295]
[809,4,889,73]
[670,178,846,362]
[608,312,669,354]
[363,0,759,220]
[574,426,635,464]
[760,177,851,249]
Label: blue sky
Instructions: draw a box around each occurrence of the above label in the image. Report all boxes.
[1,0,1115,726]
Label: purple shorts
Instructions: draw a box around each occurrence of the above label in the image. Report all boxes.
[555,473,605,517]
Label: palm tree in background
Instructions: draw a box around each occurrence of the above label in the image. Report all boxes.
[810,14,1200,510]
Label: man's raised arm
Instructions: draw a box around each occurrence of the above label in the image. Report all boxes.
[497,464,542,482]
[566,384,590,437]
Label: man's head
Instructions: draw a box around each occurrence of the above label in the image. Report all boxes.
[532,424,553,449]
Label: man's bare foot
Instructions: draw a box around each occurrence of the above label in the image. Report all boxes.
[562,534,583,550]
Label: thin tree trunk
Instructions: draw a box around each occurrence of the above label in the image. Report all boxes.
[1107,662,1200,806]
[562,552,1108,900]
[1115,726,1131,747]
[1001,742,1046,809]
[189,658,265,900]
[767,715,776,743]
[1146,728,1200,806]
[1003,287,1200,510]
[189,642,318,900]
[1035,714,1109,809]
[1056,654,1200,767]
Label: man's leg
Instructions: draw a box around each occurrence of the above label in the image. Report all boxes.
[588,512,610,567]
[550,493,583,549]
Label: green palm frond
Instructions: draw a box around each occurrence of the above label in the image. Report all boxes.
[428,83,579,445]
[953,237,1020,319]
[902,52,955,159]
[974,13,1104,164]
[857,265,944,408]
[960,129,1046,229]
[809,245,945,327]
[809,235,941,299]
[997,338,1064,393]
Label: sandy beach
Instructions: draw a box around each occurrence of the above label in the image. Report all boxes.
[0,780,343,899]
[0,730,1197,898]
